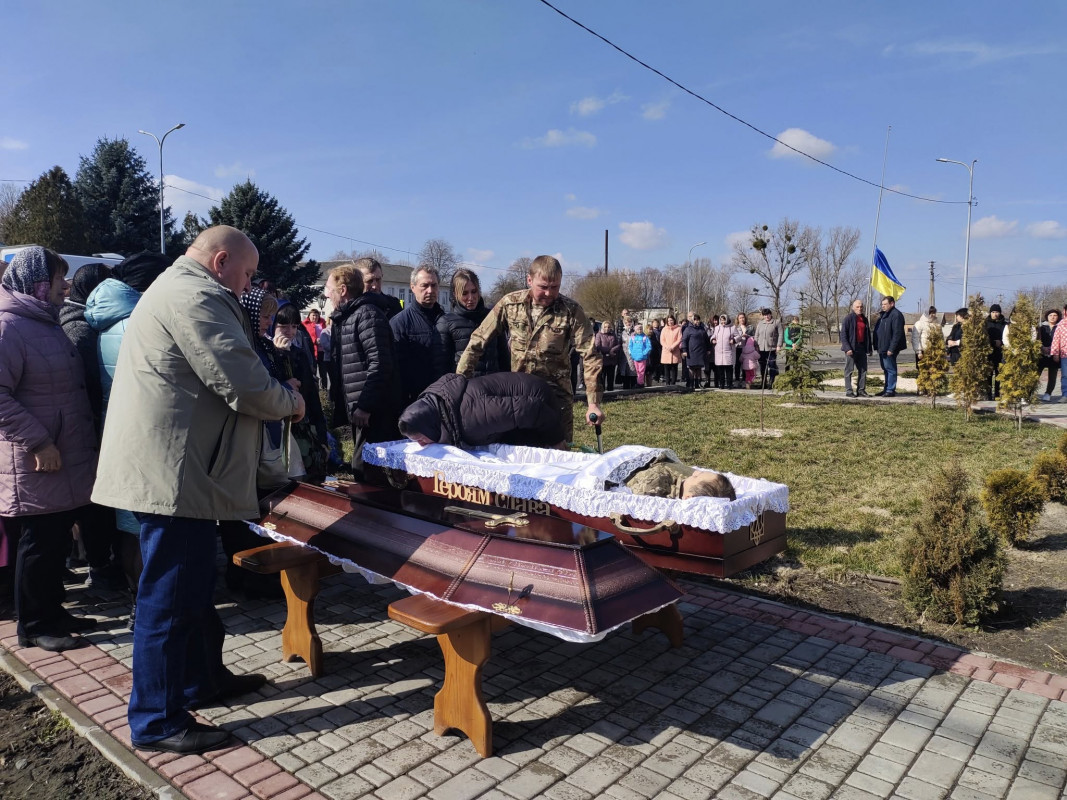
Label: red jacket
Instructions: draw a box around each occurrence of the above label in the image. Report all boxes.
[302,318,322,358]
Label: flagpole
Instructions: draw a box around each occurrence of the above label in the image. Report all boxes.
[865,125,892,315]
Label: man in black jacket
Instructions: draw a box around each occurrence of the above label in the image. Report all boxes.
[840,299,872,397]
[399,372,565,449]
[874,295,906,397]
[390,266,448,405]
[326,264,402,476]
[354,257,403,320]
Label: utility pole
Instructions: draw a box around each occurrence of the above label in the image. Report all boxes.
[604,230,608,274]
[929,261,936,310]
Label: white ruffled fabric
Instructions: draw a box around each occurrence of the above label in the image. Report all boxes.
[245,520,675,643]
[363,441,789,533]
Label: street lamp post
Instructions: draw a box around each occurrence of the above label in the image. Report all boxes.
[138,123,186,254]
[686,241,706,315]
[936,157,977,306]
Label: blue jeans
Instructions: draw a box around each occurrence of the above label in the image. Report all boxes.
[880,352,898,392]
[1060,358,1067,397]
[128,514,229,745]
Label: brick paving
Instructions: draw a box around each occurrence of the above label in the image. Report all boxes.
[4,568,1067,800]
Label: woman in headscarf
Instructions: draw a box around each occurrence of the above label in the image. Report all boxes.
[0,247,99,651]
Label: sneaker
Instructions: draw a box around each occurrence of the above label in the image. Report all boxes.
[1041,393,1051,402]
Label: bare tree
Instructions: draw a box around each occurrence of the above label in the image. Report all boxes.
[804,225,861,341]
[728,280,758,316]
[689,258,733,317]
[635,266,664,308]
[487,257,530,305]
[1022,284,1067,319]
[0,183,22,239]
[419,238,460,286]
[571,270,643,325]
[330,246,388,264]
[731,219,816,319]
[659,265,687,314]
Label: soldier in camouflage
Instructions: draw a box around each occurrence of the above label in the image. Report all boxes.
[456,255,603,443]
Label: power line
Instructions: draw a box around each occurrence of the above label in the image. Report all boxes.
[535,0,969,206]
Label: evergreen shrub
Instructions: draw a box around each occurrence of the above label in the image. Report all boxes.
[981,469,1046,544]
[900,465,1005,625]
[1030,451,1067,504]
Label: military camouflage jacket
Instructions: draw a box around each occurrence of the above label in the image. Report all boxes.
[456,289,602,405]
[624,459,695,499]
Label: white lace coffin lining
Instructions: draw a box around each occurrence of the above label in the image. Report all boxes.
[363,441,789,533]
[245,520,676,644]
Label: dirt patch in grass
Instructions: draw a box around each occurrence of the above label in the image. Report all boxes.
[714,503,1067,674]
[0,671,154,800]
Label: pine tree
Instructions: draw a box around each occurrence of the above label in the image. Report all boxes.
[207,180,317,308]
[0,166,90,253]
[997,296,1041,430]
[950,294,993,419]
[916,321,950,408]
[74,137,180,254]
[774,322,826,403]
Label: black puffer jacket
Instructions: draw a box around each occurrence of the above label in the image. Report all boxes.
[59,301,103,435]
[390,301,448,403]
[437,300,508,376]
[399,372,564,448]
[332,294,402,418]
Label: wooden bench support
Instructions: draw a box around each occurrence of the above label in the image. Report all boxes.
[631,603,684,648]
[233,542,341,677]
[388,594,493,757]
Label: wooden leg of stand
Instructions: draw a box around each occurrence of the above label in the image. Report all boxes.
[280,563,327,676]
[433,617,493,757]
[631,604,684,648]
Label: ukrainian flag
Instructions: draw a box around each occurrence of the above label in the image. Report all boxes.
[870,248,905,300]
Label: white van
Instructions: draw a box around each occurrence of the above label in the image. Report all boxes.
[1,245,125,280]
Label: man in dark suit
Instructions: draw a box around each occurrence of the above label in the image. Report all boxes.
[874,296,906,397]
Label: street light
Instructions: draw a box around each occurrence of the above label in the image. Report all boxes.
[686,241,706,314]
[138,123,186,253]
[936,157,977,306]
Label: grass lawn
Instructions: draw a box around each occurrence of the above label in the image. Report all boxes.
[568,392,1063,578]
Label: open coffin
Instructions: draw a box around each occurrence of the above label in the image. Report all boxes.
[363,442,790,577]
[250,480,683,643]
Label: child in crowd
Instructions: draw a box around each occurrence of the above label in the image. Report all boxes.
[740,334,759,388]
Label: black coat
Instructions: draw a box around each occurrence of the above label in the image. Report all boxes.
[681,323,709,367]
[59,302,104,436]
[874,307,906,354]
[437,300,508,376]
[332,294,402,421]
[365,291,403,320]
[399,372,564,448]
[390,302,448,404]
[840,311,873,356]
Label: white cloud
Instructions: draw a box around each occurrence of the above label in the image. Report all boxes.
[570,90,627,116]
[725,230,751,251]
[163,174,225,221]
[769,128,837,161]
[1028,256,1067,268]
[564,193,577,202]
[971,215,1018,239]
[467,248,494,263]
[1026,220,1067,239]
[619,221,669,251]
[885,39,1061,66]
[0,137,28,150]
[887,183,909,193]
[214,161,256,179]
[641,100,671,121]
[567,206,600,220]
[522,129,597,148]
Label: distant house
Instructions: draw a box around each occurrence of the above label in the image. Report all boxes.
[303,260,452,315]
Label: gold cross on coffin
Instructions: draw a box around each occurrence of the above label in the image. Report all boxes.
[443,506,530,528]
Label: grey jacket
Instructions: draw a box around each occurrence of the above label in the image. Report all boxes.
[91,256,301,520]
[754,319,780,352]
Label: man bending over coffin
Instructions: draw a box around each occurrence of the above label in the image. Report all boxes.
[399,372,566,449]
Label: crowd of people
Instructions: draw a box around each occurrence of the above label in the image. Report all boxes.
[0,225,1059,756]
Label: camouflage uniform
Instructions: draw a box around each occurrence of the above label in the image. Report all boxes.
[624,458,694,499]
[456,289,602,442]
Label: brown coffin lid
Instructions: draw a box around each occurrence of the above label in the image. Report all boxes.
[256,481,682,638]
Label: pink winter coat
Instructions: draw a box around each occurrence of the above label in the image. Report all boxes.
[740,336,759,370]
[659,324,683,364]
[0,286,97,516]
[711,325,736,366]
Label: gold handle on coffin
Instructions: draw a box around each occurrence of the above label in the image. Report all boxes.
[607,513,680,536]
[443,506,530,528]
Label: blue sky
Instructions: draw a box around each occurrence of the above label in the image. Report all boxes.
[3,1,1065,310]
